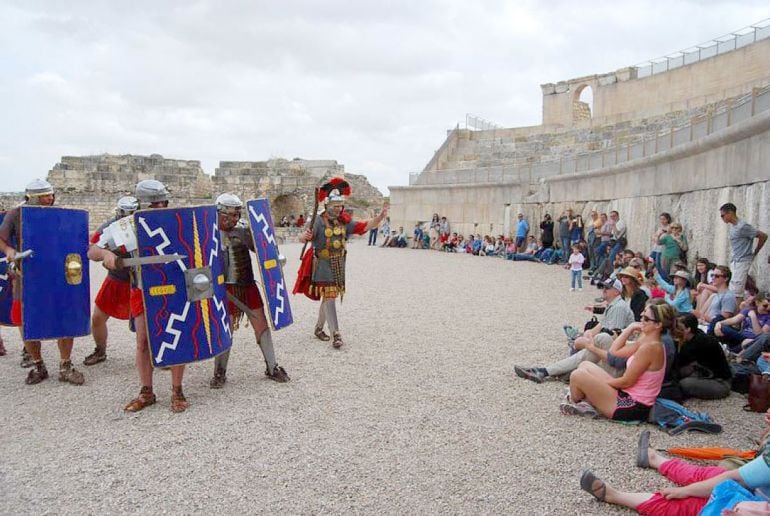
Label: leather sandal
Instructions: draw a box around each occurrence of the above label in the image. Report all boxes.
[332,332,343,349]
[171,386,189,413]
[124,386,156,412]
[580,470,606,501]
[83,347,107,366]
[25,361,49,385]
[209,368,227,389]
[266,364,290,383]
[314,326,330,341]
[59,361,85,385]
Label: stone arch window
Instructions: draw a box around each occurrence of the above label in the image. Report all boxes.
[573,84,593,122]
[271,193,305,227]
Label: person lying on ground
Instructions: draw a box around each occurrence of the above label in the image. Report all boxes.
[580,421,770,515]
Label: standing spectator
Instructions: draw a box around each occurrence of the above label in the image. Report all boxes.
[586,210,600,268]
[607,210,627,271]
[720,202,767,305]
[367,214,379,246]
[428,213,440,250]
[540,214,554,249]
[557,209,573,263]
[568,245,585,291]
[411,223,423,249]
[570,215,584,245]
[379,216,391,247]
[658,222,686,278]
[515,214,529,251]
[589,213,612,275]
[650,212,672,276]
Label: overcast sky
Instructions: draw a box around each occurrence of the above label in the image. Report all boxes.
[0,1,767,195]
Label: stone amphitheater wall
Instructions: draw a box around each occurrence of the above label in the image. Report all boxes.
[542,37,770,127]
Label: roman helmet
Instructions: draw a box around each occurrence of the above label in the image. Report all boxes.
[24,178,55,205]
[116,196,139,217]
[318,177,351,209]
[215,192,243,214]
[134,179,169,207]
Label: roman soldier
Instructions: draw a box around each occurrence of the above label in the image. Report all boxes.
[209,193,290,388]
[83,196,138,365]
[0,179,85,385]
[122,180,189,413]
[295,177,387,348]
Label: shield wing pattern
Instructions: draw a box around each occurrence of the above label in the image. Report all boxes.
[20,206,91,340]
[0,212,12,326]
[246,199,293,331]
[135,206,232,367]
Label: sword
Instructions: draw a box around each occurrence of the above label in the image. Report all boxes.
[113,254,187,269]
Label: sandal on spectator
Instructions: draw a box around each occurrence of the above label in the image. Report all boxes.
[636,430,650,468]
[580,470,606,501]
[124,386,156,412]
[562,325,580,340]
[514,366,545,383]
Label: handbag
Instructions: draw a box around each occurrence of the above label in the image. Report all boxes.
[745,374,770,412]
[583,316,599,331]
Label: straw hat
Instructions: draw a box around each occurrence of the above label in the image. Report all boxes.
[617,266,643,284]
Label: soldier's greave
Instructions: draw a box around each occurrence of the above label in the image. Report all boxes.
[214,349,230,373]
[322,298,339,334]
[316,302,327,329]
[257,329,277,371]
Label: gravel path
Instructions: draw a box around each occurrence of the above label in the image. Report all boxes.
[0,241,762,514]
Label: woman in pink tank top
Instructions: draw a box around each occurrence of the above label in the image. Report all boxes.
[563,303,674,422]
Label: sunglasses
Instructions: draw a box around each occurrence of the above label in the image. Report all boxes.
[712,273,725,278]
[641,314,659,323]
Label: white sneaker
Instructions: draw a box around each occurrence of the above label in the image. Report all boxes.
[578,288,583,291]
[570,288,575,291]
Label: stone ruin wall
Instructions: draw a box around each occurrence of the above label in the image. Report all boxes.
[0,155,384,235]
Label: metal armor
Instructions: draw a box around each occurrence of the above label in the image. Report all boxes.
[222,222,255,286]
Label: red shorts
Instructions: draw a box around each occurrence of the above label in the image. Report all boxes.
[226,284,264,313]
[95,276,131,320]
[130,288,145,318]
[10,299,21,326]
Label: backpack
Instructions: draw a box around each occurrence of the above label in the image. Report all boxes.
[731,362,761,394]
[649,398,720,434]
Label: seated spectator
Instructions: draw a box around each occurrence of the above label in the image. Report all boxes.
[455,235,466,253]
[296,214,305,227]
[580,424,770,514]
[673,313,732,400]
[441,231,458,252]
[714,291,770,352]
[507,235,541,262]
[618,266,649,322]
[393,226,408,248]
[692,265,737,335]
[561,303,674,422]
[471,235,483,255]
[483,236,497,256]
[421,232,431,249]
[380,230,395,248]
[654,269,694,313]
[494,236,505,257]
[514,278,634,383]
[411,223,423,249]
[693,258,715,290]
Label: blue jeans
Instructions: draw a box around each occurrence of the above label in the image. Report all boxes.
[571,270,582,289]
[368,229,377,246]
[507,253,539,262]
[718,324,750,353]
[592,241,610,272]
[560,237,571,263]
[758,356,770,374]
[608,240,624,268]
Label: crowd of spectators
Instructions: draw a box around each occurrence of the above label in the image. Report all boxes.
[378,203,770,512]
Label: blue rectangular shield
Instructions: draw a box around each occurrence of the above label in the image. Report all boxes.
[20,206,91,340]
[246,199,293,330]
[135,205,232,367]
[0,212,12,326]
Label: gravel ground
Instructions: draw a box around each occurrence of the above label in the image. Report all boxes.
[0,240,763,515]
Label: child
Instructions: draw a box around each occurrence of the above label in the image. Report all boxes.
[568,245,585,291]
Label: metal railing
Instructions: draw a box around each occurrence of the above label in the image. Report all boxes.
[635,19,770,78]
[411,85,770,185]
[464,114,503,131]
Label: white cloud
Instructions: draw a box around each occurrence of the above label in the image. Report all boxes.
[0,0,768,195]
